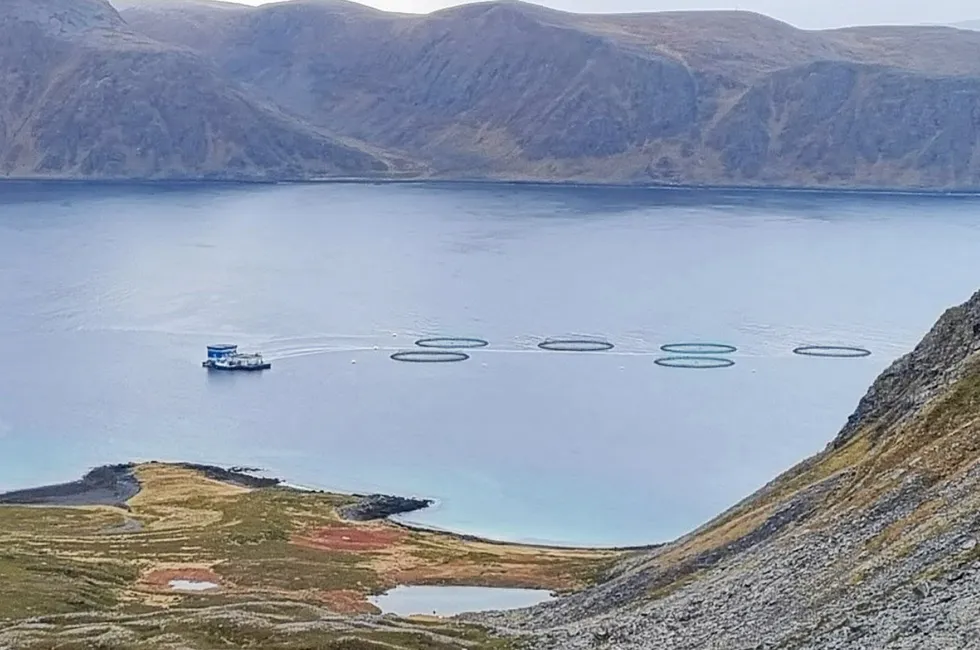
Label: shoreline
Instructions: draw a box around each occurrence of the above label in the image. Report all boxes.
[1,175,980,198]
[0,461,430,518]
[0,462,659,553]
[0,463,140,509]
[0,461,623,643]
[387,516,661,553]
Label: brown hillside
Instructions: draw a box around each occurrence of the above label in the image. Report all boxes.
[118,0,980,188]
[0,0,402,180]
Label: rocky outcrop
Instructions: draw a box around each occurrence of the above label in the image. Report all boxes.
[339,494,434,521]
[477,288,980,648]
[0,462,285,508]
[0,463,139,508]
[834,288,980,448]
[174,462,282,489]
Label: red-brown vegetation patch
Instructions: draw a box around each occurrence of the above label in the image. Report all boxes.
[141,567,224,591]
[292,525,407,552]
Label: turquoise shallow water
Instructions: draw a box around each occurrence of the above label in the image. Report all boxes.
[1,181,979,546]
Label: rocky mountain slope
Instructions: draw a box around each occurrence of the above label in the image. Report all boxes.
[7,0,980,184]
[0,0,400,179]
[476,288,980,648]
[116,0,980,189]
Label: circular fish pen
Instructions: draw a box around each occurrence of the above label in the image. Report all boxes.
[654,356,735,369]
[660,343,737,355]
[537,338,615,352]
[390,351,470,363]
[415,337,490,349]
[792,345,871,358]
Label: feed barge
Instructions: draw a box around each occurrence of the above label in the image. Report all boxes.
[202,344,271,371]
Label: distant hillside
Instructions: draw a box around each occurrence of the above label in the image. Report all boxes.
[954,19,980,31]
[113,0,980,189]
[0,0,400,180]
[482,288,980,648]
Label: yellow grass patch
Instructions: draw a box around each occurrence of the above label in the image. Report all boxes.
[0,462,616,625]
[130,463,251,506]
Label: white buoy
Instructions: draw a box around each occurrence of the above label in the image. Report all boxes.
[351,359,357,365]
[373,345,379,350]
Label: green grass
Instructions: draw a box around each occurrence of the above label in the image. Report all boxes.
[0,463,612,649]
[0,603,519,650]
[0,550,137,619]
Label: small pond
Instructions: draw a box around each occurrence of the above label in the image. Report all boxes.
[369,585,554,616]
[168,579,220,592]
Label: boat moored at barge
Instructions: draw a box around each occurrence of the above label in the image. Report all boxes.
[202,344,271,371]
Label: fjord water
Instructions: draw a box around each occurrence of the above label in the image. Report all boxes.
[1,182,979,547]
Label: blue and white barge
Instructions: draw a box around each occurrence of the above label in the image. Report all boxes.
[202,344,271,371]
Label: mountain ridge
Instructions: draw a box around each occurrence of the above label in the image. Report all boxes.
[115,0,980,188]
[0,0,974,186]
[0,0,410,180]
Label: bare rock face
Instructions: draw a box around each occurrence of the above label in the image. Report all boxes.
[834,288,980,448]
[709,62,980,188]
[474,288,980,649]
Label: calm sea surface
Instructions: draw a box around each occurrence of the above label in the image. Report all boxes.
[1,181,979,546]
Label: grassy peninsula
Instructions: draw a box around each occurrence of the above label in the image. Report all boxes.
[0,463,621,649]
